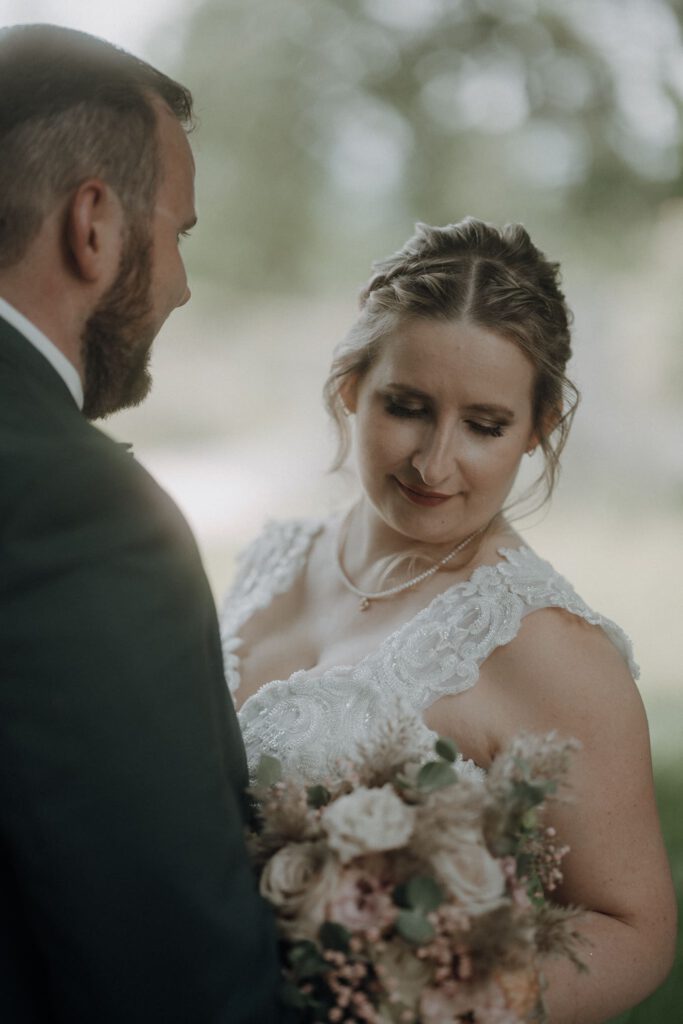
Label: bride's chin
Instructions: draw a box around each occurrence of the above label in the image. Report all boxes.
[366,504,468,554]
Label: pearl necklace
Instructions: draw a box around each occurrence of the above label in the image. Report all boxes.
[336,513,487,611]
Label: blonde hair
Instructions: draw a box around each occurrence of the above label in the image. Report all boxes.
[324,218,578,515]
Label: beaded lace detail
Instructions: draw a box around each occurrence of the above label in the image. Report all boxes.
[221,519,638,783]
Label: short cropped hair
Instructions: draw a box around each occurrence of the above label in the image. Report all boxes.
[0,23,194,268]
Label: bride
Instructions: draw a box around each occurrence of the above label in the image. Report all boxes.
[220,218,675,1022]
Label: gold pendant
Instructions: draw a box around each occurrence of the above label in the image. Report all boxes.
[359,597,371,612]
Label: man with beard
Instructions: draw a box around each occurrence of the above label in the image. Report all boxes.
[0,24,282,1024]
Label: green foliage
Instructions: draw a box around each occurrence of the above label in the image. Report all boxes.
[319,921,351,952]
[607,760,683,1023]
[394,875,444,914]
[254,754,282,788]
[287,939,328,980]
[164,0,683,292]
[417,759,459,792]
[396,908,436,945]
[307,784,331,809]
[435,736,459,763]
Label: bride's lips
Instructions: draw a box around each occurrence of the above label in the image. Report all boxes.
[394,478,453,507]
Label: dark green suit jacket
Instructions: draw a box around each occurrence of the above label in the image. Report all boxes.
[0,316,281,1022]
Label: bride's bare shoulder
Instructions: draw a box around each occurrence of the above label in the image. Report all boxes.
[482,602,643,743]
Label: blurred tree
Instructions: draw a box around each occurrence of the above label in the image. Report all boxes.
[170,0,683,291]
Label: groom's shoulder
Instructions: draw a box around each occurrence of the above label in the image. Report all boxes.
[1,415,191,553]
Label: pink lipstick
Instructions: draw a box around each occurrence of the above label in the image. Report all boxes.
[395,479,453,507]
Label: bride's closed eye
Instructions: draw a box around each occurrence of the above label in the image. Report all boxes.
[384,397,506,438]
[384,397,428,419]
[467,420,505,438]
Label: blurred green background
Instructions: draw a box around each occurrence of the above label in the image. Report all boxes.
[1,0,680,1018]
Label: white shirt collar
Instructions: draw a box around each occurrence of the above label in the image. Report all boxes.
[0,297,84,410]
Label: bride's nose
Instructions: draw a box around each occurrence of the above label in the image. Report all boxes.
[410,424,458,488]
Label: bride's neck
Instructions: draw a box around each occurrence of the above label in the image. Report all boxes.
[346,501,464,568]
[343,502,517,582]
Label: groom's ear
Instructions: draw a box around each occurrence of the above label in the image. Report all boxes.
[64,179,124,286]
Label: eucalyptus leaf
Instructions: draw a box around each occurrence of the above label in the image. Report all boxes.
[319,921,351,952]
[288,940,318,965]
[516,851,533,878]
[405,875,444,913]
[521,808,538,830]
[255,754,282,788]
[307,784,331,809]
[514,780,547,807]
[279,980,310,1009]
[417,760,458,791]
[491,835,517,858]
[396,909,435,945]
[435,736,458,762]
[288,940,328,979]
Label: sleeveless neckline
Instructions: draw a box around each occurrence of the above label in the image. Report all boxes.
[222,516,531,704]
[220,518,639,783]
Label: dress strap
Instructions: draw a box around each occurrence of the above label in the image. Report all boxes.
[387,546,639,710]
[499,546,639,678]
[220,518,324,696]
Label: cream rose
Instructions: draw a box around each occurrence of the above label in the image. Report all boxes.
[375,939,432,1013]
[260,841,341,940]
[321,785,416,864]
[430,842,506,915]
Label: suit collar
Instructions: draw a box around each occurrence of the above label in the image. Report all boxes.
[0,314,84,419]
[0,301,83,408]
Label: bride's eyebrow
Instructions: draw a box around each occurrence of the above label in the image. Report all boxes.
[464,402,516,421]
[383,383,431,400]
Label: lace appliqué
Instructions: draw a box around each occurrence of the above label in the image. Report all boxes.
[220,518,324,697]
[498,546,639,680]
[221,523,639,785]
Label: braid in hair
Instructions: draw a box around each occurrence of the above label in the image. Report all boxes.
[324,217,578,512]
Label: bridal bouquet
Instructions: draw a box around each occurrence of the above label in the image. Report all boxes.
[248,725,585,1024]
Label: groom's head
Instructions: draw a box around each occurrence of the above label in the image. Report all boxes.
[0,24,197,418]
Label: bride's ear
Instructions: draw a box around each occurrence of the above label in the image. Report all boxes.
[540,402,563,440]
[527,401,562,452]
[338,374,359,415]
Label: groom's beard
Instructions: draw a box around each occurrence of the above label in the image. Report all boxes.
[81,220,155,421]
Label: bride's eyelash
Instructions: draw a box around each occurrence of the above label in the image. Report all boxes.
[384,397,428,419]
[468,421,505,438]
[385,397,506,437]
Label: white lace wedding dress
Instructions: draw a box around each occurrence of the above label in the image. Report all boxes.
[220,518,638,783]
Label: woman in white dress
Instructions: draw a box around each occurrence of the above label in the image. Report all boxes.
[221,218,675,1022]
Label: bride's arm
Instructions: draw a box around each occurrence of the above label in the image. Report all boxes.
[479,609,676,1024]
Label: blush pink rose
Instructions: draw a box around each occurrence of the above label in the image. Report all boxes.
[327,867,396,933]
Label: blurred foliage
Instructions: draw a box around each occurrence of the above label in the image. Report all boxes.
[168,0,683,291]
[608,757,683,1023]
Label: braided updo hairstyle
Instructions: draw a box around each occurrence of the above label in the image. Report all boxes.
[324,217,578,511]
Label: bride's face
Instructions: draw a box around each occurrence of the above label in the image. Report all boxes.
[342,316,538,548]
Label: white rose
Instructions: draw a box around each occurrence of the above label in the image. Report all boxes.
[322,785,416,864]
[430,842,506,915]
[260,841,341,940]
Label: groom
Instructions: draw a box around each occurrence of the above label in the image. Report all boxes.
[0,24,282,1023]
